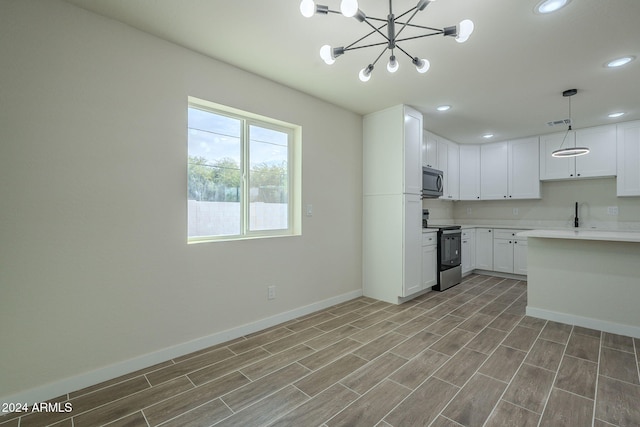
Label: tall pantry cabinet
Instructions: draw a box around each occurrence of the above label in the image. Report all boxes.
[363,105,424,304]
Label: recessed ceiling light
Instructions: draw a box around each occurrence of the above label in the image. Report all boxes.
[608,112,625,118]
[535,0,570,14]
[483,134,494,139]
[606,56,635,68]
[436,105,451,112]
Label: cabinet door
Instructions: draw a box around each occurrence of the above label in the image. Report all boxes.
[423,131,438,169]
[446,141,460,200]
[475,228,493,270]
[617,120,640,196]
[468,235,476,271]
[437,140,449,199]
[403,194,423,296]
[480,142,508,199]
[404,107,423,194]
[459,145,481,200]
[575,125,616,178]
[509,137,540,199]
[493,239,514,273]
[513,239,528,275]
[540,131,576,180]
[422,244,437,288]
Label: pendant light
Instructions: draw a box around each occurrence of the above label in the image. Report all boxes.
[552,89,590,158]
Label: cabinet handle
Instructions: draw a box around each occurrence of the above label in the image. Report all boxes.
[509,195,512,198]
[503,195,507,198]
[570,174,574,177]
[477,196,480,199]
[489,230,492,233]
[509,241,512,244]
[514,241,518,244]
[577,173,581,177]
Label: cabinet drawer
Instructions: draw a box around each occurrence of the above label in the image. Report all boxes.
[494,229,526,240]
[462,229,475,238]
[422,232,437,246]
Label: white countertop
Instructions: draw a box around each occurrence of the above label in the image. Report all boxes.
[518,229,640,243]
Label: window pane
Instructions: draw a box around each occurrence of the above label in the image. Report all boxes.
[188,108,242,237]
[248,125,289,231]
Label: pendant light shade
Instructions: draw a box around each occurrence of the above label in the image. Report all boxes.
[551,89,590,158]
[552,146,590,157]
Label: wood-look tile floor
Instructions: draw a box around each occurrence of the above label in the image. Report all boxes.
[3,274,640,427]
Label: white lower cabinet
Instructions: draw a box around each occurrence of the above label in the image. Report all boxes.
[475,228,494,270]
[461,229,476,275]
[422,232,437,288]
[493,229,527,274]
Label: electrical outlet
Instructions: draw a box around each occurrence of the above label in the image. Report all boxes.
[306,204,313,217]
[267,285,276,300]
[467,208,472,215]
[513,208,519,216]
[607,206,619,216]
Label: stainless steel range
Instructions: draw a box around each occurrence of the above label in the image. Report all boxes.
[425,225,462,291]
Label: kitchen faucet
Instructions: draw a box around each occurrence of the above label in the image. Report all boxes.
[574,202,579,228]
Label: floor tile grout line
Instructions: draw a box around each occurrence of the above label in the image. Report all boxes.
[381,293,526,427]
[535,324,580,426]
[591,330,604,427]
[479,316,549,427]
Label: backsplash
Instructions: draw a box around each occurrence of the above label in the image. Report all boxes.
[424,178,640,230]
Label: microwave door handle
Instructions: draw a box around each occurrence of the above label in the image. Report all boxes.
[436,175,443,192]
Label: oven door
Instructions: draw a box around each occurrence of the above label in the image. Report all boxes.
[440,230,461,269]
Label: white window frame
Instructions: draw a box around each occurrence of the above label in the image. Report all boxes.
[187,96,302,243]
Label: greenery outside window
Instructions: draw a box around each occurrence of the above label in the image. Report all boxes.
[187,97,301,242]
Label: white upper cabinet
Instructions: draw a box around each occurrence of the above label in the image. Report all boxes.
[575,125,616,178]
[617,120,640,197]
[459,145,481,200]
[509,137,541,199]
[480,142,508,200]
[423,131,438,169]
[445,140,460,200]
[540,124,616,180]
[481,138,540,200]
[363,105,423,195]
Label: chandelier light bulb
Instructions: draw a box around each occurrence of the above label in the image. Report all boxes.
[340,0,359,18]
[319,44,336,65]
[359,65,373,82]
[299,0,316,17]
[455,19,474,43]
[414,58,430,73]
[387,55,399,73]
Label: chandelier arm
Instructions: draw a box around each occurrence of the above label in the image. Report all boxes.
[344,41,390,51]
[344,18,391,50]
[370,47,388,67]
[394,44,416,61]
[363,18,391,43]
[394,8,422,40]
[395,32,445,43]
[394,22,444,32]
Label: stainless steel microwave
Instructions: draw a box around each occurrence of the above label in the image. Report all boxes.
[422,166,443,198]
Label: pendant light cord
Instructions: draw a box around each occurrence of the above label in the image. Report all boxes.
[558,93,572,150]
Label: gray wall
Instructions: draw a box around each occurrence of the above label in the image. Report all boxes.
[0,0,363,401]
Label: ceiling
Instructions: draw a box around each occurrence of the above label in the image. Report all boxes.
[62,0,640,144]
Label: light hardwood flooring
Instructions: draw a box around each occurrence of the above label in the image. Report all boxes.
[3,274,640,427]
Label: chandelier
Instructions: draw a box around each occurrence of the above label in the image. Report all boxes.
[299,0,474,82]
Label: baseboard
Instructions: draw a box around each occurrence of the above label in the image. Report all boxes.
[473,269,527,281]
[526,306,640,339]
[1,289,363,406]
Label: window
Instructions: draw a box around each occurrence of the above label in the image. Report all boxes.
[187,97,301,242]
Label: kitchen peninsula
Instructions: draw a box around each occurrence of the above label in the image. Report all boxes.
[519,229,640,339]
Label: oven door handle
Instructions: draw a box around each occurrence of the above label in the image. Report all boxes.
[441,229,461,236]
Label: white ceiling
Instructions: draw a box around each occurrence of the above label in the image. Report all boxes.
[62,0,640,144]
